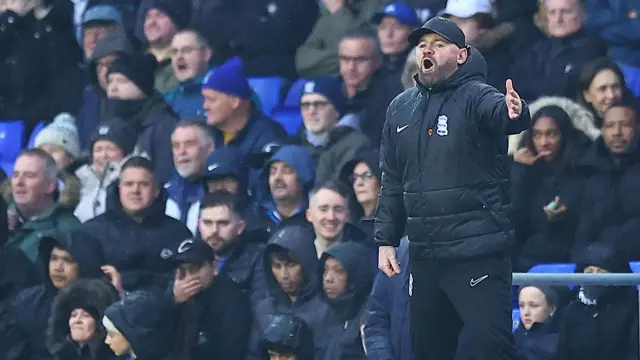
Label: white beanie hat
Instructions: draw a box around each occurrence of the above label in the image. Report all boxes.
[34,113,81,159]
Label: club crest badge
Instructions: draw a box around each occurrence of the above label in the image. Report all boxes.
[436,115,449,136]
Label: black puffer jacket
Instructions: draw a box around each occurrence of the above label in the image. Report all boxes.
[375,47,530,260]
[80,182,191,291]
[47,279,120,360]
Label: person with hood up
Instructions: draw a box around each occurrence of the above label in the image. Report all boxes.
[339,149,381,237]
[376,16,529,360]
[1,229,107,360]
[261,314,315,360]
[513,285,561,360]
[246,225,328,360]
[104,51,179,184]
[168,237,250,360]
[316,241,375,360]
[510,105,587,272]
[572,100,640,260]
[254,145,315,235]
[46,278,121,360]
[80,156,191,291]
[176,146,252,234]
[364,237,412,360]
[76,26,136,150]
[294,75,371,185]
[74,118,137,222]
[102,291,178,360]
[556,242,639,360]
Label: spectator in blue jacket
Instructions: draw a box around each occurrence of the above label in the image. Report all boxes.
[364,237,411,360]
[584,0,640,97]
[201,57,287,192]
[164,29,212,120]
[514,285,561,360]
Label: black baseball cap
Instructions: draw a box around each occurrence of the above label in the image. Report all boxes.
[171,238,213,266]
[408,16,466,48]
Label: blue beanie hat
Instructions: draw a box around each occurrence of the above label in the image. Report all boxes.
[202,57,252,100]
[300,76,347,116]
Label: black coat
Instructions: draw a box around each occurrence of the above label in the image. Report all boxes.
[510,30,607,102]
[0,1,81,130]
[174,277,251,360]
[375,47,530,261]
[215,238,268,308]
[247,226,328,360]
[1,230,106,360]
[510,160,585,272]
[316,242,375,360]
[80,183,191,291]
[572,136,640,260]
[513,314,560,360]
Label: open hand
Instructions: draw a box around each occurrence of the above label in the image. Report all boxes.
[513,148,551,165]
[101,265,124,297]
[173,268,201,304]
[378,246,401,278]
[506,79,522,120]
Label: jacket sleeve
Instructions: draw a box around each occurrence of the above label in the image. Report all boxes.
[250,250,268,308]
[374,106,406,248]
[149,116,177,185]
[475,83,531,137]
[0,300,29,360]
[364,272,395,360]
[585,0,640,44]
[212,286,252,360]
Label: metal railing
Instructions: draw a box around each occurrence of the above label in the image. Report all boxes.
[513,272,640,356]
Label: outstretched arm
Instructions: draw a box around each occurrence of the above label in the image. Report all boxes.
[476,79,531,137]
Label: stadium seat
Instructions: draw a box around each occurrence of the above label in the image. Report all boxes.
[0,121,25,163]
[0,161,14,177]
[271,78,306,135]
[630,261,640,273]
[512,309,520,332]
[528,263,576,273]
[27,121,46,148]
[248,77,287,116]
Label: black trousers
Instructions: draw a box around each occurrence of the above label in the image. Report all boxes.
[409,253,521,360]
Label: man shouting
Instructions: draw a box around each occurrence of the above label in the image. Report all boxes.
[376,16,528,360]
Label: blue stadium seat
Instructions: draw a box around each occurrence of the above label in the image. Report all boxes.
[271,78,307,135]
[28,121,46,148]
[528,263,576,274]
[629,261,640,273]
[248,77,287,116]
[512,309,520,332]
[0,121,25,163]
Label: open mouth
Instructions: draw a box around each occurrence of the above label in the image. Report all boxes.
[422,58,435,72]
[176,63,187,71]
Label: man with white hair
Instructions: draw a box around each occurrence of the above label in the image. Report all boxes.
[165,120,215,225]
[3,149,79,262]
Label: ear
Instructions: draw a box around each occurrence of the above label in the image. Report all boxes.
[305,208,312,222]
[236,218,246,236]
[46,180,57,196]
[456,47,468,65]
[204,48,213,63]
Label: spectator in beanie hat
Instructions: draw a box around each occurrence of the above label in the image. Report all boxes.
[106,52,180,184]
[295,75,370,185]
[372,2,420,75]
[30,113,83,210]
[74,118,137,222]
[143,0,190,93]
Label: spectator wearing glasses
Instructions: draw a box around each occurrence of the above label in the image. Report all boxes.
[339,150,381,237]
[295,76,370,185]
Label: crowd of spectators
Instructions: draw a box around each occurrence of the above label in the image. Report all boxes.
[1,0,640,359]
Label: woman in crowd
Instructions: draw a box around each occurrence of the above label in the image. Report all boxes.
[511,105,587,272]
[514,285,561,360]
[73,118,136,222]
[339,150,381,237]
[47,278,120,360]
[577,57,631,127]
[556,242,639,360]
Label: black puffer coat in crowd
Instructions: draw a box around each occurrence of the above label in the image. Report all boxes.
[572,135,640,260]
[246,226,328,360]
[315,242,375,360]
[375,47,530,261]
[80,182,191,291]
[0,230,106,360]
[47,279,120,360]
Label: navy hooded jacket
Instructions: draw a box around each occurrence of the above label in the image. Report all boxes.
[2,230,105,360]
[316,242,375,360]
[365,237,412,360]
[247,225,328,360]
[253,145,315,235]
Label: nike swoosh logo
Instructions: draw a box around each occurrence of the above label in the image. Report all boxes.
[396,124,409,133]
[469,274,489,287]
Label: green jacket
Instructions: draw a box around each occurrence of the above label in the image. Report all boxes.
[5,203,80,263]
